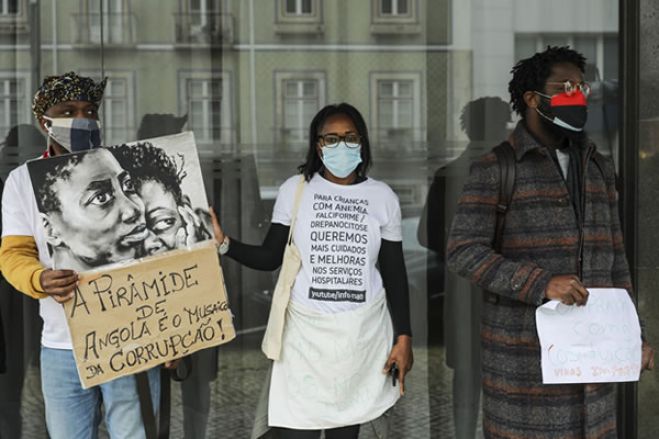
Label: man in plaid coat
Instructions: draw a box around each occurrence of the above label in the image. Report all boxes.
[447,46,654,438]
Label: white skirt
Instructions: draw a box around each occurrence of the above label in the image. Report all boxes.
[268,293,400,429]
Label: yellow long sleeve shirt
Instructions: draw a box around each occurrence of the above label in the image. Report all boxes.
[0,235,47,299]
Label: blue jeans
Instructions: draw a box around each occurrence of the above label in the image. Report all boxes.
[41,347,160,439]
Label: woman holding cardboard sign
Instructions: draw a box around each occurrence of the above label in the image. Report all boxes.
[210,103,412,439]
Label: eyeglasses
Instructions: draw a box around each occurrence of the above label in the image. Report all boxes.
[546,80,591,97]
[317,133,362,148]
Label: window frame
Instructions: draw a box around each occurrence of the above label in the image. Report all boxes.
[371,0,418,24]
[178,70,234,150]
[0,71,31,140]
[79,70,135,147]
[274,71,326,145]
[369,72,424,146]
[276,0,322,24]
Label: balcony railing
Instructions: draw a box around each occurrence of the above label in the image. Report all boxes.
[174,12,233,46]
[71,12,137,46]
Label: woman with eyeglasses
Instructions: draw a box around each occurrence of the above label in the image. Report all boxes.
[210,103,413,439]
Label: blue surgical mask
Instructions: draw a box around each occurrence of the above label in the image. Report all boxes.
[321,142,362,178]
[43,116,102,152]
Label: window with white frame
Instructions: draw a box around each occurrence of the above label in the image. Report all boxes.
[370,73,423,146]
[0,74,29,141]
[179,72,232,147]
[378,79,413,129]
[188,0,221,32]
[102,78,131,145]
[284,0,313,16]
[276,73,325,143]
[80,71,134,146]
[277,0,321,24]
[380,0,409,16]
[86,0,129,44]
[0,0,18,15]
[373,0,416,21]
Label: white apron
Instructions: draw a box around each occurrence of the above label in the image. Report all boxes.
[268,293,399,429]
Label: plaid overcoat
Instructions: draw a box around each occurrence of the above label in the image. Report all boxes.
[447,122,632,439]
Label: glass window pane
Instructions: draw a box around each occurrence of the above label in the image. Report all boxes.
[302,100,316,119]
[189,80,205,98]
[211,80,222,96]
[0,2,627,438]
[8,0,19,14]
[603,35,618,79]
[574,36,598,78]
[515,34,537,62]
[398,100,413,126]
[378,101,393,127]
[285,81,299,97]
[379,81,394,97]
[381,0,392,15]
[398,81,413,97]
[302,81,316,97]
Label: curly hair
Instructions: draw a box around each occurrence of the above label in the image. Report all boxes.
[298,103,372,181]
[509,46,586,118]
[31,153,86,213]
[108,142,184,205]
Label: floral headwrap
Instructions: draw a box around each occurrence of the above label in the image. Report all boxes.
[32,72,107,119]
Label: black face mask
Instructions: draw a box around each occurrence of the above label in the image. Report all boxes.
[537,101,586,148]
[535,90,589,135]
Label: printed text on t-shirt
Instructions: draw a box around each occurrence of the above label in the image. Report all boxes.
[308,193,369,302]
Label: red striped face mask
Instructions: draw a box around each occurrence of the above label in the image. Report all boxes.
[535,90,588,132]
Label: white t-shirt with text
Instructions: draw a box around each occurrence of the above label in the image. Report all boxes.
[271,173,402,314]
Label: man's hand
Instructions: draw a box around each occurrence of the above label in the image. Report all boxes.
[383,334,413,396]
[39,269,78,303]
[545,274,589,306]
[642,342,655,372]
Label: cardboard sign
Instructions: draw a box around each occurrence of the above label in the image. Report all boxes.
[536,288,642,384]
[64,242,235,388]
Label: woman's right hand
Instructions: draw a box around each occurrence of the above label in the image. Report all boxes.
[209,207,225,243]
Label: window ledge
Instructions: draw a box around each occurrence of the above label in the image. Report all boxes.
[274,22,325,35]
[0,19,29,34]
[370,22,421,35]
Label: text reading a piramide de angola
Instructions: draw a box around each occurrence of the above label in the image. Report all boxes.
[70,264,200,318]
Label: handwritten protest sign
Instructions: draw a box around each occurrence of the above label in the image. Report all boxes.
[63,242,235,388]
[536,288,642,384]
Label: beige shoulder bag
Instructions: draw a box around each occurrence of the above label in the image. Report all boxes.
[261,175,305,360]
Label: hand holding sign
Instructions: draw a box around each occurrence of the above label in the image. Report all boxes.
[536,288,642,384]
[40,269,78,303]
[544,274,589,306]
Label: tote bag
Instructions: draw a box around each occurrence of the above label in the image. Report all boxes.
[261,175,305,360]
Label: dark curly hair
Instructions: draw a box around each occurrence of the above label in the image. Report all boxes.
[108,142,184,205]
[509,46,586,118]
[30,152,86,213]
[298,103,372,181]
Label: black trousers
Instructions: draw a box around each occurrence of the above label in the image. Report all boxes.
[271,425,360,439]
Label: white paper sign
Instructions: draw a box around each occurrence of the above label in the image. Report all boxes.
[536,288,642,384]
